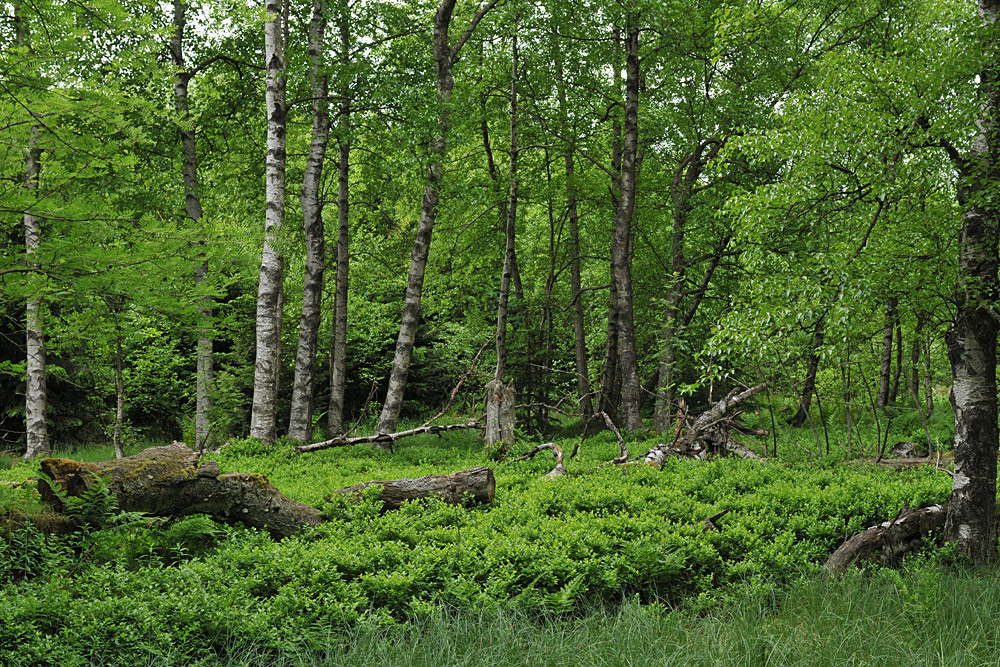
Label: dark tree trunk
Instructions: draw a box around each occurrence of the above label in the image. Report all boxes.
[288,0,329,442]
[376,0,498,436]
[890,318,903,404]
[611,9,642,432]
[790,318,824,428]
[327,3,351,437]
[170,1,214,451]
[878,297,897,407]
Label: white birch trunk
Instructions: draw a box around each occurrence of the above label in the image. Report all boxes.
[250,0,287,444]
[23,125,48,460]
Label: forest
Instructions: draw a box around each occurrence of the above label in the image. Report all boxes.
[3,0,1000,663]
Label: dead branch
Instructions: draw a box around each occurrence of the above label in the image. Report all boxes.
[642,383,767,466]
[825,504,947,572]
[327,466,495,509]
[513,442,567,478]
[295,419,483,454]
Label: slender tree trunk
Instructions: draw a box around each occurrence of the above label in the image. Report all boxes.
[943,0,1000,561]
[924,331,934,417]
[327,3,352,436]
[250,0,287,444]
[611,10,642,432]
[484,27,519,452]
[553,19,592,418]
[790,318,824,428]
[376,0,497,435]
[17,6,47,461]
[113,333,125,459]
[170,0,214,450]
[878,296,897,407]
[288,0,330,442]
[23,124,47,460]
[890,318,903,404]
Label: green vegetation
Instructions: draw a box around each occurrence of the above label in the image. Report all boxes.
[0,427,966,665]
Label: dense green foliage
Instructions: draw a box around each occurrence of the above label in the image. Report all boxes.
[0,428,957,665]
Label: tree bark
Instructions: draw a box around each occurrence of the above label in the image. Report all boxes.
[250,0,288,444]
[941,0,1000,565]
[790,318,824,428]
[327,3,352,437]
[170,0,214,451]
[113,333,125,459]
[878,297,897,407]
[376,0,497,436]
[328,466,495,510]
[17,5,48,461]
[288,0,330,442]
[611,9,642,432]
[890,317,903,404]
[553,17,592,419]
[483,378,515,453]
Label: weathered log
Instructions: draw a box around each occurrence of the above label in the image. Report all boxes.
[38,444,322,538]
[37,445,497,537]
[824,504,947,572]
[295,420,482,454]
[327,466,495,509]
[643,383,767,466]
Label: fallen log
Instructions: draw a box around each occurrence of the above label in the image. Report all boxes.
[37,445,495,538]
[824,504,947,572]
[327,466,495,509]
[294,420,482,454]
[38,444,323,539]
[643,383,767,466]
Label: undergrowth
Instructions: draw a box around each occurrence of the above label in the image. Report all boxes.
[0,424,960,665]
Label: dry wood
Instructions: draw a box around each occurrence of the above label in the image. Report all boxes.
[642,383,767,466]
[825,504,947,572]
[295,419,482,454]
[513,442,567,478]
[328,466,495,508]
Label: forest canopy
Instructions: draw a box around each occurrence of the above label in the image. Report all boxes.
[3,0,999,562]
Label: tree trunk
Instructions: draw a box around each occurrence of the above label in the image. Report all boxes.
[484,378,515,454]
[23,123,47,460]
[552,15,592,419]
[170,0,214,451]
[941,0,1000,566]
[485,28,518,449]
[376,0,497,436]
[790,318,824,427]
[113,334,125,459]
[890,318,903,404]
[612,10,642,432]
[18,6,48,461]
[288,0,329,442]
[878,297,897,407]
[250,0,288,444]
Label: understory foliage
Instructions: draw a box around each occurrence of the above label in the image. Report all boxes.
[0,430,953,665]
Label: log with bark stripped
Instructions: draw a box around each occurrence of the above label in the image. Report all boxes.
[295,420,482,453]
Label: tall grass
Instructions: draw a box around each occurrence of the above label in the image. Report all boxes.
[197,564,999,667]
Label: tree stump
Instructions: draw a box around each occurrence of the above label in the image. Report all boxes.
[484,379,515,455]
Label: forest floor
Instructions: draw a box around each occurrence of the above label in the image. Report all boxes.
[0,408,992,666]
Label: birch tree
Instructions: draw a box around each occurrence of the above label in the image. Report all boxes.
[249,0,287,444]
